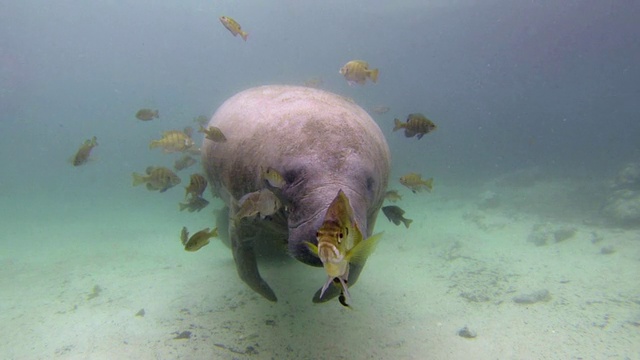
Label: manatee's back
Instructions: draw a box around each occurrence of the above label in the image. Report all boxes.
[202,85,390,209]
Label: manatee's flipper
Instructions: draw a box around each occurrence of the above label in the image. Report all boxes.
[312,264,363,303]
[230,220,277,302]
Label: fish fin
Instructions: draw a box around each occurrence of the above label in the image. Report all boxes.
[369,68,379,83]
[132,173,145,186]
[347,80,357,87]
[417,133,424,140]
[149,140,159,149]
[319,276,333,299]
[304,241,319,256]
[179,202,187,211]
[403,218,413,229]
[241,31,248,41]
[404,129,416,138]
[393,118,404,132]
[347,232,383,265]
[424,178,434,192]
[154,110,159,118]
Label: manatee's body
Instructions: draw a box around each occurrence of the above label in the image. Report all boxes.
[202,85,390,302]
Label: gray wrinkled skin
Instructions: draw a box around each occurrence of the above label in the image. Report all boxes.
[202,85,390,302]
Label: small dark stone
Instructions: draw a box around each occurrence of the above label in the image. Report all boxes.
[457,326,477,339]
[600,245,615,255]
[265,319,276,326]
[173,331,191,340]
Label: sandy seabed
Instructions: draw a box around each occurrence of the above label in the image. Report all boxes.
[1,180,639,360]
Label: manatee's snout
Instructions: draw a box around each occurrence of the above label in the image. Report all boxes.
[287,214,324,267]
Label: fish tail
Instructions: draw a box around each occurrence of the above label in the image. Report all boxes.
[393,118,404,132]
[154,110,159,118]
[424,178,434,192]
[132,173,145,186]
[403,218,413,229]
[241,31,248,41]
[149,140,159,149]
[179,202,188,211]
[369,68,379,83]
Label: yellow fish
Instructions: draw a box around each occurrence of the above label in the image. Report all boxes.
[179,196,209,213]
[132,166,181,192]
[384,189,402,203]
[305,190,382,303]
[198,125,227,142]
[185,173,208,200]
[181,226,218,252]
[382,205,413,228]
[234,189,282,221]
[219,16,248,41]
[135,108,159,121]
[173,155,197,171]
[339,60,379,86]
[72,136,98,166]
[393,113,437,139]
[399,173,433,193]
[261,166,286,189]
[149,130,195,153]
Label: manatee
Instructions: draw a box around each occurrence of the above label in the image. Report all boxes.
[202,85,391,302]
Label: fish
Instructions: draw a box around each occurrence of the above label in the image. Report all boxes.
[384,190,402,203]
[174,155,197,171]
[393,113,437,139]
[179,196,210,212]
[198,125,227,142]
[261,166,286,189]
[382,205,413,228]
[372,106,390,114]
[149,130,195,153]
[399,172,433,193]
[181,226,218,252]
[219,16,248,41]
[72,136,98,166]
[183,126,194,138]
[234,189,282,221]
[136,109,159,121]
[132,166,181,192]
[193,115,209,126]
[339,60,379,86]
[185,173,208,199]
[304,189,382,305]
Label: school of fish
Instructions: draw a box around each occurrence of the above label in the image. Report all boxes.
[65,11,445,308]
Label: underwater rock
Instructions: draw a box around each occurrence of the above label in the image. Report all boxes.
[457,326,477,339]
[553,227,576,242]
[600,245,615,255]
[602,189,640,226]
[602,162,640,226]
[609,162,640,191]
[513,289,551,304]
[528,223,577,246]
